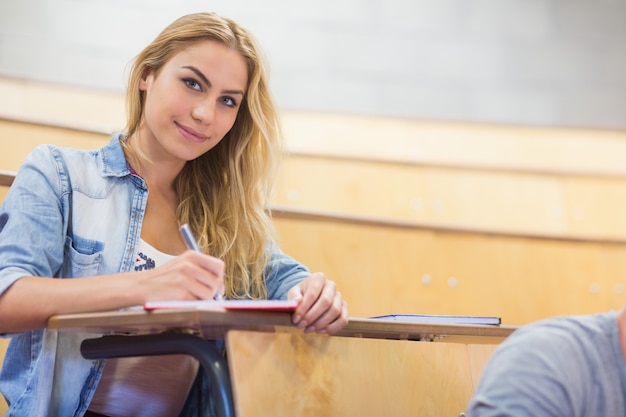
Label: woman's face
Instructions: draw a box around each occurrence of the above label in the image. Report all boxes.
[137,39,248,164]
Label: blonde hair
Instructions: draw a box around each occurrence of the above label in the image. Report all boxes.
[123,12,283,299]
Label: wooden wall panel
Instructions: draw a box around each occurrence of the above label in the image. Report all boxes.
[0,119,109,171]
[274,155,566,236]
[272,215,626,325]
[2,78,626,325]
[2,76,626,176]
[227,330,476,417]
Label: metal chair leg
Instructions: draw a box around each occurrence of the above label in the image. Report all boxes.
[81,333,235,417]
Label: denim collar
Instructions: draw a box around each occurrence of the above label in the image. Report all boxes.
[98,133,132,178]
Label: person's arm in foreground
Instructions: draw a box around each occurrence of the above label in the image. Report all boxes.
[467,311,626,417]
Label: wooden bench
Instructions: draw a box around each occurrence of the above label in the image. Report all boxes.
[4,115,626,242]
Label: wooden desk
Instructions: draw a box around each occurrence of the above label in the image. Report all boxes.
[48,309,516,417]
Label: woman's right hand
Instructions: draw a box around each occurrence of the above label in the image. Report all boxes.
[137,250,225,302]
[0,250,225,333]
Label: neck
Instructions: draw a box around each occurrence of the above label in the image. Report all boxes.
[125,133,184,189]
[136,161,180,190]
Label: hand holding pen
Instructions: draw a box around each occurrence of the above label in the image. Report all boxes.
[179,223,224,301]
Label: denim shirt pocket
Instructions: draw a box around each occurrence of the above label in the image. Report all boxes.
[62,235,104,278]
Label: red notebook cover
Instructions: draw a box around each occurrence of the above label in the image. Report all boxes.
[143,299,298,312]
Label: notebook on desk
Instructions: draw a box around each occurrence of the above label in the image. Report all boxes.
[143,299,298,312]
[370,314,501,326]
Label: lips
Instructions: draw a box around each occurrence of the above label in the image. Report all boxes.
[176,122,209,142]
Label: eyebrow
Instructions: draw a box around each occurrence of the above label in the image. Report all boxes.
[182,65,245,96]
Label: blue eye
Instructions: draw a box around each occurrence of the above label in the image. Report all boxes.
[183,78,201,91]
[221,96,238,108]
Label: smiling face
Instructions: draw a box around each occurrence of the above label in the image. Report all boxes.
[136,39,248,165]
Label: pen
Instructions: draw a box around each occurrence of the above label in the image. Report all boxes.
[179,223,224,301]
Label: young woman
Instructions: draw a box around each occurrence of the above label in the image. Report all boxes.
[0,12,348,417]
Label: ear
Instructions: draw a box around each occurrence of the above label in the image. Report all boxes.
[138,68,153,91]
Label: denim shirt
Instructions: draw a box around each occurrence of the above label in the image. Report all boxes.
[0,134,310,417]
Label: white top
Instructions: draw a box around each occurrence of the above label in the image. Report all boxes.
[88,239,199,417]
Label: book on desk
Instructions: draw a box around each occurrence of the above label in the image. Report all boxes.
[370,314,501,326]
[143,299,298,311]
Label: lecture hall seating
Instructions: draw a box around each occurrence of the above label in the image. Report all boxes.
[2,76,626,415]
[1,76,625,325]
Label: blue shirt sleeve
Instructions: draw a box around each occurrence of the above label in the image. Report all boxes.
[0,145,68,295]
[263,246,310,300]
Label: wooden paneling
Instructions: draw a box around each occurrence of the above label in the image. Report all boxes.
[227,330,478,417]
[0,119,109,171]
[2,118,625,325]
[272,214,626,325]
[1,80,626,328]
[282,111,626,176]
[274,155,626,241]
[275,155,563,236]
[2,77,626,177]
[5,117,626,241]
[0,78,125,133]
[1,78,625,414]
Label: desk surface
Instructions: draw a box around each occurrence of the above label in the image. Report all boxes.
[47,308,515,417]
[48,308,516,344]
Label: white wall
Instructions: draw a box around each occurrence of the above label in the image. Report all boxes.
[0,0,625,129]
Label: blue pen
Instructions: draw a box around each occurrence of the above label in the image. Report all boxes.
[179,223,224,301]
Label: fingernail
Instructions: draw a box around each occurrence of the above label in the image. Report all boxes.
[292,315,301,324]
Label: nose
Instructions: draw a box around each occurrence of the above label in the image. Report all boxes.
[191,98,215,125]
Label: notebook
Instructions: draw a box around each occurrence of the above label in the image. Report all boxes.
[143,299,298,312]
[370,314,501,326]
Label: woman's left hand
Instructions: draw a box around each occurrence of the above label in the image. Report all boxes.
[287,272,348,334]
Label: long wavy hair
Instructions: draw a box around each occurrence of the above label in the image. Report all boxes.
[122,12,283,299]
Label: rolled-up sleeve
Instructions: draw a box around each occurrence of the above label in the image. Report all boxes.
[0,145,67,296]
[264,247,310,300]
